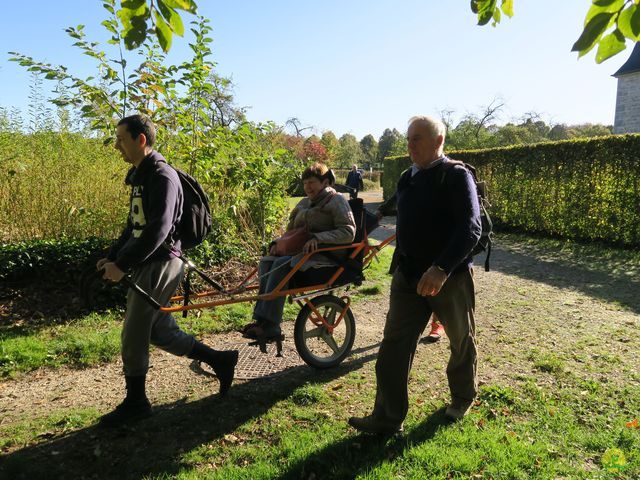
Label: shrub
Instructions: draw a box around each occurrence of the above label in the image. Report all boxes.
[0,237,111,282]
[0,132,129,242]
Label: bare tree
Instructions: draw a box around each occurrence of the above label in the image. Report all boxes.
[473,98,504,146]
[285,117,313,137]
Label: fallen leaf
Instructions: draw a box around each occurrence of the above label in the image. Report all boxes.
[223,434,239,443]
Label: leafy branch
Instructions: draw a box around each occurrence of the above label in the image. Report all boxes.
[117,0,198,52]
[471,0,640,63]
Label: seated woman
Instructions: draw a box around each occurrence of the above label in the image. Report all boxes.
[243,162,356,341]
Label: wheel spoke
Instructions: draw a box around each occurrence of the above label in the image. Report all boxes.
[304,326,324,339]
[324,306,337,325]
[321,332,341,354]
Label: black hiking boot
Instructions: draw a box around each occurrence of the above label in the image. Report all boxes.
[189,341,239,396]
[98,375,152,427]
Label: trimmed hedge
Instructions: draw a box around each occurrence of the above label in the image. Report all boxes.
[0,237,111,283]
[0,234,243,284]
[383,134,640,246]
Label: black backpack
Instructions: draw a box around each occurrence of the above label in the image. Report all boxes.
[172,168,212,250]
[441,160,493,271]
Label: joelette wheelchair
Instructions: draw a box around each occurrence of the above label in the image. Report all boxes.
[118,197,395,369]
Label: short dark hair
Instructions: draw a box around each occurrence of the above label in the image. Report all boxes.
[117,114,156,147]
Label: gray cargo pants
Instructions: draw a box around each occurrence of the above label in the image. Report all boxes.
[122,257,195,377]
[372,268,478,426]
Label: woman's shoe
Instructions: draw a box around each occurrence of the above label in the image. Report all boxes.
[240,322,261,338]
[245,324,284,356]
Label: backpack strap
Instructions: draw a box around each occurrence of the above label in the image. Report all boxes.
[484,239,491,272]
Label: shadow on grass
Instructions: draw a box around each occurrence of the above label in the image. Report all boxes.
[278,408,450,480]
[0,343,386,480]
[490,238,640,315]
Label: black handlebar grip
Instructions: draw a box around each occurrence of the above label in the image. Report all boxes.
[121,277,162,310]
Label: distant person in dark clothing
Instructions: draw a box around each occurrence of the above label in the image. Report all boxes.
[349,115,482,435]
[346,164,363,199]
[97,114,238,427]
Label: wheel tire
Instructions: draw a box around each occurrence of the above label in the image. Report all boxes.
[294,294,356,369]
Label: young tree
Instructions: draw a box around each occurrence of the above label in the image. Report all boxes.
[336,133,364,169]
[359,134,378,170]
[320,131,340,164]
[377,128,406,166]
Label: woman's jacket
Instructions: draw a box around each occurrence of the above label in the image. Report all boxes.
[286,187,356,271]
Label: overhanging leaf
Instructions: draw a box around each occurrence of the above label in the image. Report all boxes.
[584,0,624,26]
[169,0,198,14]
[618,5,640,40]
[122,14,148,50]
[596,28,626,63]
[476,0,498,26]
[501,0,514,18]
[492,8,501,26]
[154,10,173,52]
[157,0,185,36]
[593,0,620,6]
[572,12,615,55]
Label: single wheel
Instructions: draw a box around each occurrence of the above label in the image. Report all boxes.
[294,294,356,369]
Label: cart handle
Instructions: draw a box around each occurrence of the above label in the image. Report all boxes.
[120,276,162,310]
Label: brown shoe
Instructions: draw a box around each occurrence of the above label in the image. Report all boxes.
[445,400,473,420]
[348,415,403,435]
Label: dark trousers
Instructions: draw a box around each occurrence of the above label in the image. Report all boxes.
[372,268,477,426]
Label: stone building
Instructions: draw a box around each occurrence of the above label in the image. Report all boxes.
[613,42,640,134]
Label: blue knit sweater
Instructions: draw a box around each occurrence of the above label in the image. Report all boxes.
[395,159,481,278]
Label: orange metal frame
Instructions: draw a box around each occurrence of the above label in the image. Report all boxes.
[159,233,397,315]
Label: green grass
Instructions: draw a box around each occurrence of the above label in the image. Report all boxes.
[140,377,639,479]
[0,312,122,378]
[0,408,99,452]
[529,349,566,374]
[0,302,253,379]
[3,375,638,479]
[4,235,639,478]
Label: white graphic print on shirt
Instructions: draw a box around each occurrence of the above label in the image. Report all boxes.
[131,185,146,238]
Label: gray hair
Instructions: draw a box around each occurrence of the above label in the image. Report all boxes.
[408,115,446,140]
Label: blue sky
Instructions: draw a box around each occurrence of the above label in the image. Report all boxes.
[0,0,630,139]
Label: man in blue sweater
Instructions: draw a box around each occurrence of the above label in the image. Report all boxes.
[98,115,238,427]
[349,115,482,434]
